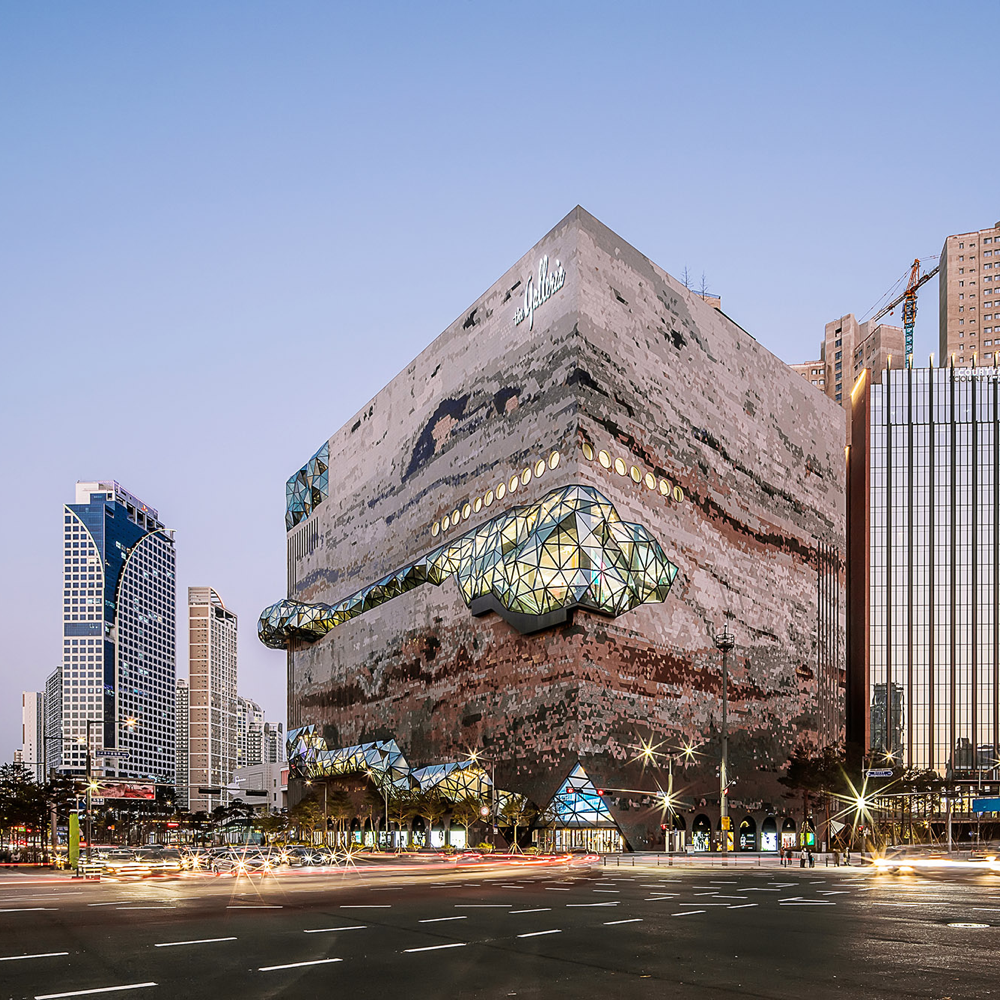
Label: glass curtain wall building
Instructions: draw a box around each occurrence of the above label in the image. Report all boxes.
[61,481,176,782]
[849,366,1000,776]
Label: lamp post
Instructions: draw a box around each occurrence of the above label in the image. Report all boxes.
[305,779,328,847]
[713,622,735,854]
[634,738,699,853]
[365,769,389,850]
[469,751,498,851]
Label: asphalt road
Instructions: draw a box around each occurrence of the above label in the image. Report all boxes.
[1,856,998,999]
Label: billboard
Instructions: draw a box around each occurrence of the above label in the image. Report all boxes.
[94,781,155,800]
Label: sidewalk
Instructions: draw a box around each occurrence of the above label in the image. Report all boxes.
[601,851,870,869]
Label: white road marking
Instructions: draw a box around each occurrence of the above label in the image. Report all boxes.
[35,984,157,1000]
[0,952,69,962]
[592,890,619,894]
[455,904,511,908]
[304,926,366,933]
[404,943,467,953]
[419,916,467,923]
[779,901,835,906]
[517,929,561,938]
[260,958,343,971]
[225,905,282,909]
[974,908,1000,912]
[87,901,133,907]
[713,895,748,900]
[545,888,571,892]
[673,910,705,917]
[0,907,57,912]
[118,907,174,910]
[341,905,391,908]
[644,896,678,901]
[604,918,643,925]
[510,908,551,914]
[567,902,618,907]
[727,903,758,909]
[154,938,236,948]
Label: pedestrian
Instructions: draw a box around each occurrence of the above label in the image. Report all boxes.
[808,850,815,868]
[799,847,807,868]
[833,849,840,867]
[780,847,787,867]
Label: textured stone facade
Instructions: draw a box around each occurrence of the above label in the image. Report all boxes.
[279,207,846,849]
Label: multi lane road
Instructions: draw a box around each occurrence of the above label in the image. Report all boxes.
[1,857,998,998]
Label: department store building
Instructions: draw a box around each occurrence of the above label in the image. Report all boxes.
[259,207,846,851]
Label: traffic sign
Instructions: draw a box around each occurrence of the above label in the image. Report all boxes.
[972,797,1000,813]
[98,750,130,759]
[865,768,893,778]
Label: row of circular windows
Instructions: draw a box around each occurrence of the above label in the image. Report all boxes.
[431,451,562,537]
[581,441,686,503]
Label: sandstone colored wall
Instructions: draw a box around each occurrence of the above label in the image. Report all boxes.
[281,207,846,849]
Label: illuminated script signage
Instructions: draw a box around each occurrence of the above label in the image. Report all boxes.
[513,255,566,330]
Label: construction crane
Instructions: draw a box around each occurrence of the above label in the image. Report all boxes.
[869,257,940,367]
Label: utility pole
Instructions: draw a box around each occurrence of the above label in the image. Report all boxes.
[714,621,735,854]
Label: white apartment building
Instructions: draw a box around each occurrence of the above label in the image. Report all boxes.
[187,587,238,814]
[20,691,45,781]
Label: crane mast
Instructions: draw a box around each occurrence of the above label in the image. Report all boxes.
[870,258,940,367]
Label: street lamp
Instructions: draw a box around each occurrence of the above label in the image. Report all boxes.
[713,621,736,854]
[365,768,389,850]
[634,737,700,852]
[468,750,498,851]
[305,779,328,847]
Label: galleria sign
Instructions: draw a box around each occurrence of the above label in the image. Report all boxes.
[513,255,566,329]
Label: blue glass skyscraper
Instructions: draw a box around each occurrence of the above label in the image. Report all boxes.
[60,481,176,783]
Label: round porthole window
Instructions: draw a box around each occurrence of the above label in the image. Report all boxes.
[462,503,471,519]
[431,521,440,537]
[485,490,495,506]
[673,486,685,502]
[521,468,531,485]
[549,451,560,469]
[659,479,670,495]
[509,475,519,493]
[582,442,594,461]
[614,457,627,476]
[442,515,450,531]
[474,497,482,513]
[534,459,546,478]
[630,465,641,483]
[644,472,656,490]
[497,483,506,500]
[598,450,611,469]
[452,509,460,524]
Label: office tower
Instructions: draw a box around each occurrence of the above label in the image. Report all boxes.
[849,365,1000,777]
[44,667,62,773]
[61,481,176,782]
[236,695,263,768]
[938,220,1000,367]
[186,588,238,814]
[21,692,45,781]
[175,678,189,810]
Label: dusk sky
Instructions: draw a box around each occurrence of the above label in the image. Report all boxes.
[2,0,998,761]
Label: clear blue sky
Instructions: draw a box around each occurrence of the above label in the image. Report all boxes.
[2,0,998,761]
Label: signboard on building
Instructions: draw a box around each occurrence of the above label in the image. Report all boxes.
[94,781,155,800]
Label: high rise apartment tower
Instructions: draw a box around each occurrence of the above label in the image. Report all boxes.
[21,692,44,781]
[175,678,189,810]
[938,221,1000,367]
[61,481,176,781]
[186,588,238,815]
[44,667,62,772]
